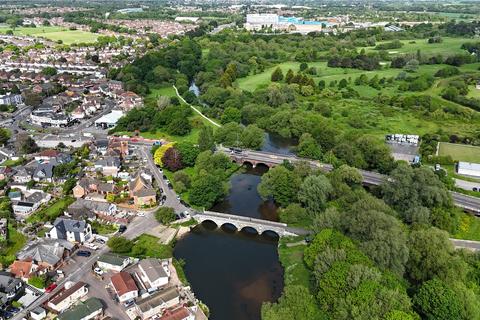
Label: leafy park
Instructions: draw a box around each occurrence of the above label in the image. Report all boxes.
[0,26,99,44]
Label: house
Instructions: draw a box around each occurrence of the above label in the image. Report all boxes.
[97,253,130,272]
[108,140,129,158]
[95,156,121,177]
[110,271,139,302]
[68,198,117,217]
[138,259,170,290]
[135,287,180,320]
[0,93,22,105]
[0,218,7,241]
[9,259,37,281]
[119,91,143,112]
[72,177,101,198]
[46,217,92,243]
[30,307,47,320]
[32,162,55,182]
[13,167,31,183]
[129,174,157,207]
[17,238,75,271]
[0,166,14,180]
[57,297,103,320]
[160,307,195,320]
[0,272,24,309]
[34,149,60,161]
[457,161,480,178]
[47,281,88,313]
[12,191,51,219]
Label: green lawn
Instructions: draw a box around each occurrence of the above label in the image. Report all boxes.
[129,234,173,259]
[278,239,310,288]
[363,37,473,56]
[91,220,118,235]
[0,224,27,266]
[455,213,480,241]
[26,197,75,223]
[0,26,99,44]
[438,142,480,162]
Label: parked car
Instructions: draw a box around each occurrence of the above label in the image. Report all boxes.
[76,250,91,257]
[45,283,57,293]
[118,225,127,233]
[123,299,135,308]
[137,212,145,217]
[94,267,103,275]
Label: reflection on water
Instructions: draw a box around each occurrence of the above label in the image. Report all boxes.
[212,164,279,221]
[174,221,283,320]
[261,133,296,155]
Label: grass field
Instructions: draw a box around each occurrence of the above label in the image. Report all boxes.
[27,197,75,223]
[364,37,473,56]
[438,142,480,162]
[0,26,99,44]
[455,213,480,241]
[279,239,310,288]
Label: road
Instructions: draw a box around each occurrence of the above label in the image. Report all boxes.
[450,238,480,251]
[455,178,480,192]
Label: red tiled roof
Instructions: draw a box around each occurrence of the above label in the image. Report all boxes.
[39,149,60,157]
[111,272,138,297]
[10,260,33,278]
[160,307,190,320]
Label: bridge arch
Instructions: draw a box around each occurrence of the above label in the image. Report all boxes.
[220,222,238,232]
[240,226,259,235]
[200,219,218,228]
[261,229,280,239]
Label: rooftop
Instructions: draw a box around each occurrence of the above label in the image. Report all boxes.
[136,286,179,313]
[111,272,138,297]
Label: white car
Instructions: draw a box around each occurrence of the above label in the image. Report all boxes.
[137,212,145,217]
[183,210,191,218]
[94,267,103,275]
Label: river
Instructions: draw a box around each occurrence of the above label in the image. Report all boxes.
[174,83,294,320]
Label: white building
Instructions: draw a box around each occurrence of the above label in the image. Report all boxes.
[138,258,170,290]
[46,217,92,243]
[95,110,124,129]
[111,272,138,303]
[97,253,130,272]
[246,13,279,26]
[457,161,480,178]
[47,281,88,313]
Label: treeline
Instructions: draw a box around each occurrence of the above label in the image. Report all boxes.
[261,159,480,320]
[327,50,381,70]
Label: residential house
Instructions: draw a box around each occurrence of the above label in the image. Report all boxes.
[68,198,117,217]
[0,272,24,309]
[17,238,75,271]
[111,271,139,302]
[0,148,18,163]
[95,156,121,177]
[119,91,143,112]
[13,167,31,183]
[9,259,37,281]
[0,93,22,105]
[72,177,101,198]
[129,174,156,207]
[46,217,92,243]
[135,287,180,320]
[108,140,129,158]
[30,307,47,320]
[12,191,51,219]
[57,297,103,320]
[97,253,130,272]
[47,281,88,313]
[0,166,14,180]
[160,307,195,320]
[32,162,55,182]
[138,259,170,290]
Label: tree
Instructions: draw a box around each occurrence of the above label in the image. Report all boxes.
[285,69,294,83]
[296,133,322,160]
[241,124,264,150]
[356,135,394,173]
[154,207,176,225]
[271,67,284,82]
[405,59,419,72]
[173,171,191,188]
[162,147,183,172]
[0,128,10,146]
[166,117,191,136]
[154,143,174,166]
[407,227,460,282]
[41,66,57,76]
[198,125,215,152]
[175,142,200,167]
[107,236,134,253]
[221,107,242,124]
[16,135,39,154]
[413,279,462,320]
[261,285,322,320]
[279,203,309,225]
[214,122,243,147]
[189,173,226,208]
[258,166,301,207]
[298,175,333,214]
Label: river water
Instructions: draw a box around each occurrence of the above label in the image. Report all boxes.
[174,83,295,320]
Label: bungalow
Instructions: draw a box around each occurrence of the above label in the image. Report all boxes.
[129,174,156,207]
[30,307,47,320]
[46,217,93,243]
[68,198,117,217]
[97,253,130,272]
[160,307,195,320]
[135,287,180,320]
[110,271,139,302]
[138,259,170,290]
[17,238,75,271]
[9,259,38,281]
[95,156,121,177]
[47,281,88,313]
[57,297,103,320]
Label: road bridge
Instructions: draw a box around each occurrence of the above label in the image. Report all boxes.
[193,211,310,237]
[220,148,480,215]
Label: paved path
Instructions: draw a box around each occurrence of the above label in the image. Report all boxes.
[173,85,221,128]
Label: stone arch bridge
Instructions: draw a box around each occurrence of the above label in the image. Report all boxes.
[193,211,309,237]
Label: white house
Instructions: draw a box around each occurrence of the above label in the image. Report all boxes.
[457,161,480,178]
[111,272,138,303]
[138,259,170,290]
[46,217,92,243]
[97,253,130,272]
[30,307,46,320]
[47,281,88,313]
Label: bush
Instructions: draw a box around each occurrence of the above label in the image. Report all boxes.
[28,276,46,289]
[154,207,176,225]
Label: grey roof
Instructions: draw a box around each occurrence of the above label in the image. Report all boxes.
[139,259,168,282]
[33,163,55,179]
[25,192,47,203]
[18,238,74,266]
[95,156,120,168]
[136,286,179,313]
[98,253,129,267]
[134,188,156,198]
[98,182,115,193]
[0,272,21,295]
[68,198,111,213]
[52,217,87,239]
[57,297,103,320]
